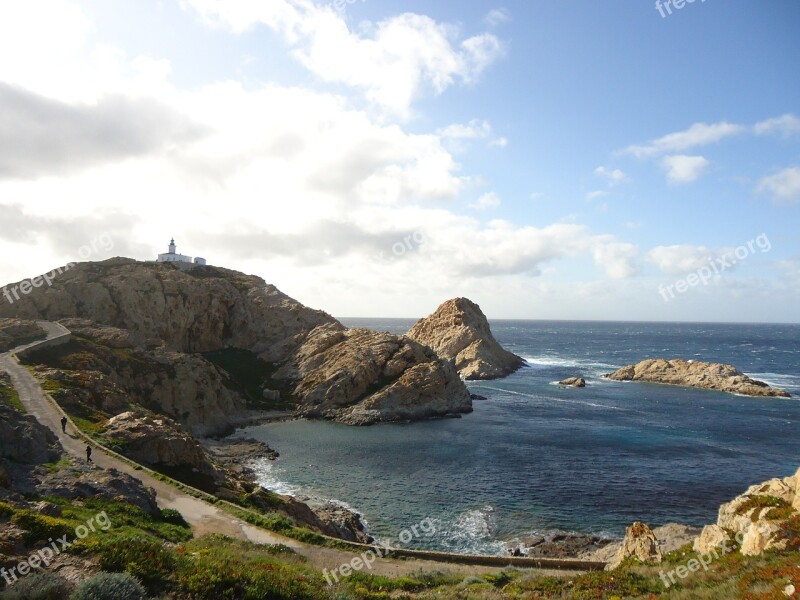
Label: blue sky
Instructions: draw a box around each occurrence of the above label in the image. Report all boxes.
[0,0,798,321]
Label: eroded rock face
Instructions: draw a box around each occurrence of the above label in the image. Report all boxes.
[693,466,800,557]
[0,319,46,352]
[277,324,472,425]
[103,411,226,484]
[406,298,524,380]
[607,521,662,570]
[605,358,790,398]
[0,260,470,427]
[0,398,61,465]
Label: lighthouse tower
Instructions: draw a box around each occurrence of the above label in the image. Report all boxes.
[157,238,194,264]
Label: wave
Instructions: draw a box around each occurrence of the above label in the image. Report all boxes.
[747,372,800,391]
[430,506,508,556]
[522,355,618,371]
[480,385,626,411]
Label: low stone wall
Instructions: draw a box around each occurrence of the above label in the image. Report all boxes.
[14,331,71,360]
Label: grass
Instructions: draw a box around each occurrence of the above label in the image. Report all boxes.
[0,374,25,412]
[736,495,792,522]
[41,457,73,473]
[3,492,800,599]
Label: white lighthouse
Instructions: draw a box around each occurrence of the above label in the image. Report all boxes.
[157,238,206,265]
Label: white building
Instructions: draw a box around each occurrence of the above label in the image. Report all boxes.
[157,239,207,266]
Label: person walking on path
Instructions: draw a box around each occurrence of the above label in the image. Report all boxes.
[60,416,67,433]
[86,445,92,463]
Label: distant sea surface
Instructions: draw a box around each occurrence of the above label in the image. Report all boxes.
[240,320,800,555]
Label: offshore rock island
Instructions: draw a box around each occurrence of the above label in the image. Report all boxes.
[606,358,791,398]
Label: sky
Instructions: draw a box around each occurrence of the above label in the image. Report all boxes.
[0,0,798,322]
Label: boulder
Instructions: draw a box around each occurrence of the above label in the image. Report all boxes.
[279,324,471,425]
[103,411,226,484]
[693,524,730,554]
[406,298,524,380]
[607,521,662,570]
[559,377,586,387]
[0,403,61,465]
[34,501,62,517]
[605,358,790,397]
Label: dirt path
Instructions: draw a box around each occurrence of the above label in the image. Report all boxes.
[0,322,588,579]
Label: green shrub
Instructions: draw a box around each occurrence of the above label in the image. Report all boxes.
[160,508,189,527]
[96,536,177,591]
[69,572,146,600]
[0,501,14,518]
[11,510,74,544]
[1,572,72,600]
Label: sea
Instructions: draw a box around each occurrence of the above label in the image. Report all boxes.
[237,320,800,555]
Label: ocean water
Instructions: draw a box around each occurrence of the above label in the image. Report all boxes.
[240,320,800,555]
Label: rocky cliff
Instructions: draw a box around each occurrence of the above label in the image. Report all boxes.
[406,298,524,380]
[694,466,800,557]
[605,358,790,398]
[0,259,471,428]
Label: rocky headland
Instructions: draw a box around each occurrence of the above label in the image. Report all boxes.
[407,297,525,380]
[0,259,472,430]
[605,358,791,397]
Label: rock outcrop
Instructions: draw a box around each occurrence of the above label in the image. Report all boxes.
[103,411,227,485]
[693,466,800,557]
[0,394,60,465]
[607,521,662,570]
[279,324,471,425]
[0,388,158,515]
[581,523,701,562]
[0,319,46,352]
[0,259,471,427]
[406,298,524,380]
[605,359,790,398]
[559,377,586,387]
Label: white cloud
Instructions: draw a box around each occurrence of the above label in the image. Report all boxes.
[648,245,719,275]
[594,166,628,186]
[489,137,508,148]
[754,114,800,137]
[757,167,800,204]
[484,8,511,28]
[660,154,710,184]
[470,191,501,210]
[624,121,745,158]
[439,119,492,140]
[586,190,608,201]
[183,1,505,118]
[592,242,638,279]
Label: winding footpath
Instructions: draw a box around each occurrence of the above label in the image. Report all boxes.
[0,321,602,579]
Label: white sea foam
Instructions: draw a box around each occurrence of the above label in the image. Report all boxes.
[432,506,508,556]
[481,385,626,411]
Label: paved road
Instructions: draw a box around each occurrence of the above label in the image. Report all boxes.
[0,321,586,579]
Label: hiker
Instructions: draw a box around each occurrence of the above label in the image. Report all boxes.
[86,445,92,463]
[60,416,67,433]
